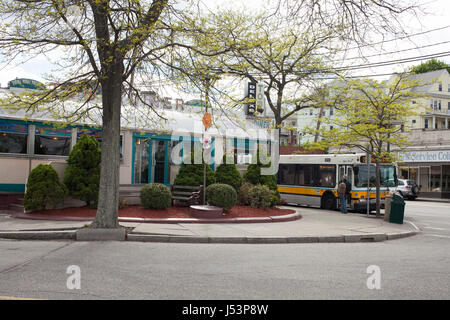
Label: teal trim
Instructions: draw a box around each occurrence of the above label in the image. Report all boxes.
[210,137,215,171]
[133,132,173,140]
[164,140,169,184]
[0,184,25,193]
[131,136,136,184]
[148,139,153,183]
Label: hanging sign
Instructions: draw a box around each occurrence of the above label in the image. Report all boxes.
[202,112,212,130]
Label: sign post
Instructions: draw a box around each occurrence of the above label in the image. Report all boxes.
[367,152,371,216]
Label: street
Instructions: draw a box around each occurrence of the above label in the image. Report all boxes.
[0,200,449,300]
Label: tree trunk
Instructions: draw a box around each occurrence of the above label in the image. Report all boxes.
[91,61,124,229]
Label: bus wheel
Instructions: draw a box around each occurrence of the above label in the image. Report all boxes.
[321,192,336,210]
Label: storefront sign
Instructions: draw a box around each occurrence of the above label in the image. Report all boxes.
[35,126,71,137]
[399,150,450,162]
[77,128,102,139]
[246,82,257,115]
[8,78,44,90]
[0,122,28,134]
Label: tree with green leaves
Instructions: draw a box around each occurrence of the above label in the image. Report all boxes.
[0,0,187,229]
[306,74,424,216]
[410,59,450,74]
[64,134,101,208]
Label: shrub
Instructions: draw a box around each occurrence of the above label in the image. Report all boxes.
[248,184,275,209]
[238,182,253,206]
[243,149,280,205]
[214,158,243,192]
[173,152,215,186]
[140,183,172,210]
[205,183,237,212]
[63,134,101,208]
[24,164,67,211]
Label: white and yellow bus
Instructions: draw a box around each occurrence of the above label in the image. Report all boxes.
[276,153,398,212]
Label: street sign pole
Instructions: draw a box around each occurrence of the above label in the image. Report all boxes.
[367,152,371,216]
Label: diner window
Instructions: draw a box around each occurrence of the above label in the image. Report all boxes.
[35,135,71,155]
[0,122,28,154]
[34,126,71,156]
[0,132,27,154]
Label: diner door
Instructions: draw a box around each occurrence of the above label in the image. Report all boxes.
[151,140,168,184]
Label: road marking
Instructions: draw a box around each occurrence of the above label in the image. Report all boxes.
[405,220,420,231]
[424,234,450,239]
[423,227,448,231]
[0,296,42,300]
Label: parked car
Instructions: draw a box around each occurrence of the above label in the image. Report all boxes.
[396,179,420,200]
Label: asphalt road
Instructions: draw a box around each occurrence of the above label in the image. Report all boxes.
[0,200,449,300]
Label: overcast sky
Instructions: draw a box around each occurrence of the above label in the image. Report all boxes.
[1,0,450,87]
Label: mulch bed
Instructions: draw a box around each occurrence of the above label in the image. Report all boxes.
[27,205,296,219]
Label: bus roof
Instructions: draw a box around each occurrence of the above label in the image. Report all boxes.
[279,153,367,165]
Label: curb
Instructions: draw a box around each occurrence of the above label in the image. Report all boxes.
[126,231,419,244]
[0,230,419,243]
[10,211,302,224]
[0,230,76,240]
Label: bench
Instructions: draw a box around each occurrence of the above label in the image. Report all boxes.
[171,185,204,206]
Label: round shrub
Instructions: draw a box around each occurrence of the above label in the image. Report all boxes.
[205,183,237,212]
[238,182,253,206]
[215,156,243,192]
[24,164,67,211]
[140,183,172,210]
[248,184,275,209]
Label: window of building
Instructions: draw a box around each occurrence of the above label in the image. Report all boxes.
[0,122,28,154]
[34,126,71,156]
[439,82,442,91]
[439,100,442,110]
[425,119,429,129]
[412,119,416,124]
[329,107,334,116]
[448,84,450,92]
[77,128,123,159]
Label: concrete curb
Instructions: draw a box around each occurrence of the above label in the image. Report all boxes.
[0,230,76,240]
[0,230,419,243]
[126,231,419,244]
[10,211,302,224]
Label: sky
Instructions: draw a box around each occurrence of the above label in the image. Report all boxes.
[1,0,450,87]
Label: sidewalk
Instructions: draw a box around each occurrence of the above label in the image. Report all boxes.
[0,206,419,243]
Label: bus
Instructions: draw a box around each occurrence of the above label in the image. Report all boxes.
[276,153,398,212]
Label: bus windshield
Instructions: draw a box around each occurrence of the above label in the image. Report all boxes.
[353,164,397,188]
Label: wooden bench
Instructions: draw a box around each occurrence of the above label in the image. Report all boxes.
[171,185,204,206]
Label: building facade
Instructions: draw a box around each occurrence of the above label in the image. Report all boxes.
[0,79,273,202]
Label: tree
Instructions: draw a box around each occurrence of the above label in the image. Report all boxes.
[170,0,421,149]
[0,0,183,228]
[306,74,424,216]
[410,59,450,74]
[64,134,101,208]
